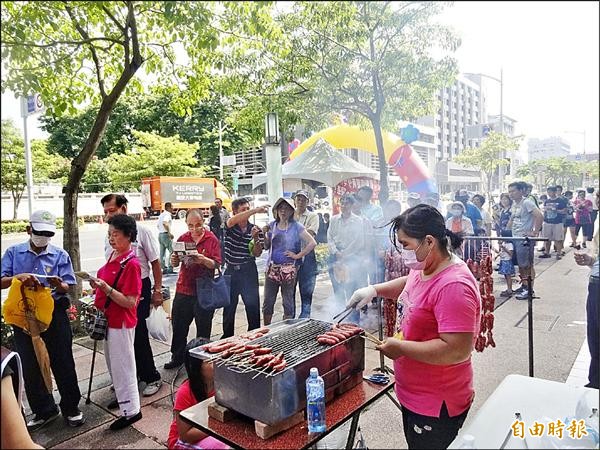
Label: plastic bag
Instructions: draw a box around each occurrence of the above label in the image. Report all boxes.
[146,306,170,343]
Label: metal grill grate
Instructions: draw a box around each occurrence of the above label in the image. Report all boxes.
[217,319,341,374]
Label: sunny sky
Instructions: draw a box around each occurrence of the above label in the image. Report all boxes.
[436,1,599,155]
[2,1,599,156]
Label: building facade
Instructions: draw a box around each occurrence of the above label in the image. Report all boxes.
[528,137,571,161]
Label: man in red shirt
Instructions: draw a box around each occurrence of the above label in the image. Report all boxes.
[164,210,222,369]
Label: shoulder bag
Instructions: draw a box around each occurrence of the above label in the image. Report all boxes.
[84,254,134,340]
[196,266,231,311]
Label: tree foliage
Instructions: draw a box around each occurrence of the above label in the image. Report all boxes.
[454,131,520,196]
[1,1,275,281]
[1,119,68,218]
[248,1,460,200]
[105,131,204,191]
[516,157,599,191]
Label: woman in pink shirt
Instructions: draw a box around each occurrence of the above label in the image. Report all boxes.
[348,204,481,449]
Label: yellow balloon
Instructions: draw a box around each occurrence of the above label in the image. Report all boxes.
[289,124,405,162]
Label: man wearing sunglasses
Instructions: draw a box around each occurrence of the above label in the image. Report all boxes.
[1,210,84,431]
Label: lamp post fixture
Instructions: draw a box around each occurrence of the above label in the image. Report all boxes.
[264,112,283,206]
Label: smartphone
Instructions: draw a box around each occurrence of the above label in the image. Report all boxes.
[257,230,265,244]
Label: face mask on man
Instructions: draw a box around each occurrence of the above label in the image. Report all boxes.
[450,209,463,217]
[30,234,51,248]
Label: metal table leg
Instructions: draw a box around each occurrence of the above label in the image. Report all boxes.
[345,412,361,450]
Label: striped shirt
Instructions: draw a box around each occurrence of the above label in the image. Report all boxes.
[224,222,255,266]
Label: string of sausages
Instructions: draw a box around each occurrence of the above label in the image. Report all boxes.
[467,255,496,352]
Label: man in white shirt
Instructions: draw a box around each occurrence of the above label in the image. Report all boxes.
[101,194,164,399]
[293,190,320,318]
[327,194,366,321]
[157,202,174,274]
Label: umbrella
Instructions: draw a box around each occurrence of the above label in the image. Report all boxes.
[2,279,54,393]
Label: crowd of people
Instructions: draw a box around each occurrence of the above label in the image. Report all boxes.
[1,181,597,448]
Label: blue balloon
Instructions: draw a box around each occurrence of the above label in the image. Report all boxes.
[400,124,420,144]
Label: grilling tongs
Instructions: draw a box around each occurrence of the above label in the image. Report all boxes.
[332,306,354,324]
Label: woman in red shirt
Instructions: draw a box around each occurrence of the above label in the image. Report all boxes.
[168,338,228,449]
[164,210,222,370]
[91,214,143,430]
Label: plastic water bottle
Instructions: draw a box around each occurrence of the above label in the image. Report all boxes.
[306,367,326,433]
[459,434,476,449]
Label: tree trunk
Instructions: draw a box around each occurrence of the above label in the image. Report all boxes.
[11,190,24,220]
[370,114,389,203]
[63,63,143,301]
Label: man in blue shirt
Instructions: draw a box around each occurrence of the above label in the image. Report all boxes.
[1,210,84,431]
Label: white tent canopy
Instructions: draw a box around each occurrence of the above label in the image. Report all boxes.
[252,138,379,190]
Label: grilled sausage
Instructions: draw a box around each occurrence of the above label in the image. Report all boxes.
[317,336,337,345]
[272,360,287,372]
[244,343,262,351]
[256,326,270,334]
[266,352,284,368]
[253,347,272,356]
[254,354,276,367]
[325,331,346,341]
[206,341,237,353]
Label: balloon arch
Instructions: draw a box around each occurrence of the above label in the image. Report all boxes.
[289,124,437,198]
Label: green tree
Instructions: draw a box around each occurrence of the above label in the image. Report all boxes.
[1,119,26,219]
[517,157,598,191]
[105,131,204,191]
[240,1,459,201]
[2,1,273,280]
[1,120,69,218]
[454,131,521,198]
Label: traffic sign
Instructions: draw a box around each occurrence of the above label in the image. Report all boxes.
[20,93,44,117]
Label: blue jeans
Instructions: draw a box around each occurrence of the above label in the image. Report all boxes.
[13,297,81,418]
[296,252,318,318]
[222,263,261,338]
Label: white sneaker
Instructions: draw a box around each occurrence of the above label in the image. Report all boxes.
[142,380,162,397]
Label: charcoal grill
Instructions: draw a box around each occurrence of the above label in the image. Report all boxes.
[190,319,364,425]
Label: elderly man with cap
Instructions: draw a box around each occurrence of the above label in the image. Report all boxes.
[262,197,317,324]
[1,210,84,431]
[293,190,320,318]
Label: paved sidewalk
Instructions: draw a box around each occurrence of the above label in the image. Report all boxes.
[24,245,594,449]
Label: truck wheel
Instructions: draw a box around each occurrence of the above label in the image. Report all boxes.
[177,209,186,220]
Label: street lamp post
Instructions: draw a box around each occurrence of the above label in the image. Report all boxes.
[264,112,282,206]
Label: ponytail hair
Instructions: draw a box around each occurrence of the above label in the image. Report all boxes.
[390,204,463,255]
[444,228,464,251]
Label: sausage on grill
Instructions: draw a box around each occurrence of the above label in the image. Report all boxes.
[317,336,337,345]
[272,360,287,372]
[253,347,272,356]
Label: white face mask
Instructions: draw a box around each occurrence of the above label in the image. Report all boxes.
[31,234,51,248]
[450,209,462,217]
[402,240,432,270]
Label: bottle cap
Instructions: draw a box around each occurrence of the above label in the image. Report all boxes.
[310,367,318,377]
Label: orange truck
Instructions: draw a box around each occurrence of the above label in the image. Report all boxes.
[142,176,232,219]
